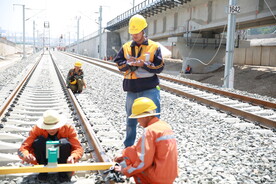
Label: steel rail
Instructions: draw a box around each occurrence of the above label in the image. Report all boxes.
[64,52,276,109]
[0,55,41,119]
[50,52,112,163]
[62,52,276,128]
[159,75,276,109]
[0,52,114,182]
[160,84,276,128]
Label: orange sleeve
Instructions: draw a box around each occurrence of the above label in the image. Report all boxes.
[18,126,45,165]
[122,130,156,177]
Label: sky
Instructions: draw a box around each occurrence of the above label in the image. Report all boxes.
[0,0,144,41]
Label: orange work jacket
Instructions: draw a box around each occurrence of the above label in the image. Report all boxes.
[121,117,178,184]
[18,124,83,165]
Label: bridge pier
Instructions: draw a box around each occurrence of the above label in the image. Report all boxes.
[169,34,250,73]
[169,35,226,73]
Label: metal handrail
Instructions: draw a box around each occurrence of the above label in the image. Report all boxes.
[107,0,156,27]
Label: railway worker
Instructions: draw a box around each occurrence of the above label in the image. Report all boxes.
[114,14,164,147]
[66,61,86,93]
[18,109,84,182]
[185,65,192,74]
[113,97,178,184]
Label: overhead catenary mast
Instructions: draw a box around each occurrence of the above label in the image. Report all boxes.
[223,0,240,89]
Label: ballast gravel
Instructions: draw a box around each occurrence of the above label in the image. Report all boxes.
[0,51,275,184]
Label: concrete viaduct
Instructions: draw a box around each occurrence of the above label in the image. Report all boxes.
[67,0,276,73]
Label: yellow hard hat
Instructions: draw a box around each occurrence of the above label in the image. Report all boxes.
[129,97,160,119]
[70,79,77,85]
[128,14,148,34]
[74,61,82,67]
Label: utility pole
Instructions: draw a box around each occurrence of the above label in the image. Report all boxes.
[223,0,240,88]
[43,21,50,52]
[22,5,26,59]
[133,0,135,8]
[76,16,81,54]
[37,30,39,51]
[13,4,26,59]
[33,20,36,53]
[98,6,102,59]
[43,27,45,53]
[69,32,71,46]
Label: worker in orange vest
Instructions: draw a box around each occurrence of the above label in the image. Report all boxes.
[114,97,178,184]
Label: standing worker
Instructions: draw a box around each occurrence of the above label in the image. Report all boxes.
[18,110,84,182]
[114,97,178,184]
[67,61,86,93]
[114,14,164,147]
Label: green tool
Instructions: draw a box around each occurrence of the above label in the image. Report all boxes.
[46,141,60,167]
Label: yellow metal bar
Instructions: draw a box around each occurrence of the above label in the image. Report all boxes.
[0,162,115,175]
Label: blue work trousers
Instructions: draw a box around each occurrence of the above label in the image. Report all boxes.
[124,87,160,147]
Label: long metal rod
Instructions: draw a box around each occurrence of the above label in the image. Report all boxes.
[0,163,114,175]
[160,84,276,128]
[49,52,112,162]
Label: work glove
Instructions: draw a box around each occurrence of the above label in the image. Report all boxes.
[103,163,125,183]
[69,76,75,82]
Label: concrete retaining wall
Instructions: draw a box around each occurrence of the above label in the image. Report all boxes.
[67,32,121,59]
[0,38,17,57]
[234,46,276,67]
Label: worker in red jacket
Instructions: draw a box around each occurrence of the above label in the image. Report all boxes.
[18,110,84,182]
[185,65,192,74]
[114,97,178,184]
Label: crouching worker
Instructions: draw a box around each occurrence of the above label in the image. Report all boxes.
[18,110,84,182]
[114,97,178,184]
[185,65,192,74]
[66,61,86,93]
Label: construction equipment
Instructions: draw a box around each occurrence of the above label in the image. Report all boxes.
[103,163,125,183]
[46,141,60,167]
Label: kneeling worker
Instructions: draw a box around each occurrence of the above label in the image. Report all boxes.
[114,97,178,184]
[67,61,86,93]
[18,110,84,182]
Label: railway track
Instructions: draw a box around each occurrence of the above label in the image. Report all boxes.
[63,52,276,129]
[0,51,275,183]
[0,52,115,183]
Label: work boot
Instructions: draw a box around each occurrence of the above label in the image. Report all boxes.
[58,172,72,183]
[37,173,48,182]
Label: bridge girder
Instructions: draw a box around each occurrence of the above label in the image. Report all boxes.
[106,0,190,31]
